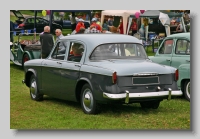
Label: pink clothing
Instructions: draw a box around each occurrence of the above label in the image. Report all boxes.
[46,10,50,15]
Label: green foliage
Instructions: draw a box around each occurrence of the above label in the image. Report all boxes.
[64,12,70,20]
[54,12,60,17]
[20,10,43,17]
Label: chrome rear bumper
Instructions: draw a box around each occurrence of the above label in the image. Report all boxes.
[103,89,183,103]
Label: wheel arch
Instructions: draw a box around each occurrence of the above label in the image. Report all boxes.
[23,51,33,60]
[75,78,93,103]
[22,52,33,64]
[25,69,37,87]
[180,78,190,92]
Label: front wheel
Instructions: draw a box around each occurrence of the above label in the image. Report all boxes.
[29,74,43,101]
[80,84,100,114]
[184,80,190,102]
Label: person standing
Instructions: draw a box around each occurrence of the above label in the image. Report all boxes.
[118,18,124,34]
[55,29,66,54]
[40,26,54,59]
[108,17,114,26]
[102,19,109,31]
[10,21,15,42]
[138,24,145,38]
[55,29,64,41]
[131,19,137,36]
[176,21,183,33]
[90,18,102,32]
[107,17,114,31]
[69,12,76,31]
[75,18,85,33]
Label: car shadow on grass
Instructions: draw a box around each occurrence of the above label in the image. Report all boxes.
[42,95,163,115]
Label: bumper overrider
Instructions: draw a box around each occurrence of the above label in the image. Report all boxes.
[103,88,183,103]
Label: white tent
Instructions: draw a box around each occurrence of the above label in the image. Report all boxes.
[100,10,140,34]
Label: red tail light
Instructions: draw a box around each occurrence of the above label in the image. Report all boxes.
[112,72,117,84]
[175,69,179,81]
[18,24,25,27]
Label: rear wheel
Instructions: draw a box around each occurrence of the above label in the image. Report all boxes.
[80,84,100,114]
[22,54,30,67]
[29,74,43,101]
[184,80,190,102]
[140,100,160,109]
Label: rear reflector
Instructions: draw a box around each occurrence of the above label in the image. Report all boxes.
[175,69,179,81]
[112,72,117,84]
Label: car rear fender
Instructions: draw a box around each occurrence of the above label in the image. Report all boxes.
[24,50,42,60]
[25,68,37,87]
[75,77,94,102]
[178,64,190,89]
[23,51,33,59]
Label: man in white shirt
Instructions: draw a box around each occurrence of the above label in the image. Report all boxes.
[69,12,77,31]
[55,29,65,54]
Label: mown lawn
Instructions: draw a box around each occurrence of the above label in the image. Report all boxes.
[10,11,190,130]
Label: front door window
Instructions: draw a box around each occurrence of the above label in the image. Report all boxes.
[158,39,173,54]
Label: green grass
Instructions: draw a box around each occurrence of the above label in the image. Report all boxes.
[10,61,190,129]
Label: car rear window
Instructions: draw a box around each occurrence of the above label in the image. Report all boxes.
[90,43,147,60]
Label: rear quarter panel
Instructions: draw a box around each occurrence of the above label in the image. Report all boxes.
[80,64,116,102]
[177,64,190,88]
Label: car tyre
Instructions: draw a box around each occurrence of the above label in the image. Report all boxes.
[140,100,160,109]
[80,84,100,114]
[22,53,30,68]
[29,74,43,101]
[184,80,190,102]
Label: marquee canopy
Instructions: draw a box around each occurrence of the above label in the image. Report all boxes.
[100,10,140,34]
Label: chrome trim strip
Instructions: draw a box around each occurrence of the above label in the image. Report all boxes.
[103,90,183,99]
[133,72,158,76]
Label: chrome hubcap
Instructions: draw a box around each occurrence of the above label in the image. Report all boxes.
[83,88,93,112]
[186,82,190,99]
[30,79,37,99]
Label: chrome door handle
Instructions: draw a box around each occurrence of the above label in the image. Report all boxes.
[166,59,171,61]
[75,64,81,67]
[57,62,62,64]
[186,60,190,62]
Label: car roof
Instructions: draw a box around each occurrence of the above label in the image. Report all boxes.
[166,32,190,40]
[60,34,142,48]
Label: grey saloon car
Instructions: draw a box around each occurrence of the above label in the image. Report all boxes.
[22,34,182,114]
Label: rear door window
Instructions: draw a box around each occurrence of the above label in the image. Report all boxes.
[175,39,190,55]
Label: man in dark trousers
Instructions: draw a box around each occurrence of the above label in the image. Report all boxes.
[10,21,15,42]
[40,26,54,59]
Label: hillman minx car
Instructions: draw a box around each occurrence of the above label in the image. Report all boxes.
[22,34,182,114]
